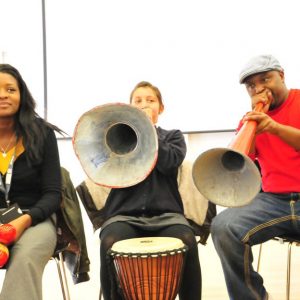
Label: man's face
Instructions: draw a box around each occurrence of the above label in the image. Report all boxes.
[244,70,287,111]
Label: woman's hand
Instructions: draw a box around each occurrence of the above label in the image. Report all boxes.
[8,214,32,241]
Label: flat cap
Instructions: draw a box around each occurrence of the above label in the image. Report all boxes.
[239,54,283,84]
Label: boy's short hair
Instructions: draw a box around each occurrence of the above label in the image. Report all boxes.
[130,81,164,107]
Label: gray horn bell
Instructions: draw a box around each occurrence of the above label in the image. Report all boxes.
[73,103,158,188]
[192,103,264,207]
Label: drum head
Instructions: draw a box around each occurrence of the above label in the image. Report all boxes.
[111,237,184,254]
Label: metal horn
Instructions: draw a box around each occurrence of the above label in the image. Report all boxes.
[192,103,264,207]
[73,103,158,188]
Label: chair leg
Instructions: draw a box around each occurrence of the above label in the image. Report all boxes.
[286,241,293,300]
[257,243,263,272]
[54,252,71,300]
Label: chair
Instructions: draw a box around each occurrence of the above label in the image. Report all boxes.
[53,166,91,298]
[51,250,71,300]
[1,234,71,300]
[76,160,215,300]
[47,166,91,300]
[1,167,89,299]
[76,160,215,245]
[256,235,300,300]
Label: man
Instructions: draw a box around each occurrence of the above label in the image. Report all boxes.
[211,54,300,300]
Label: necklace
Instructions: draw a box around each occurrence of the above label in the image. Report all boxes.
[0,133,16,158]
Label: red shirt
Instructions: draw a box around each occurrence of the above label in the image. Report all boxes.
[252,89,300,193]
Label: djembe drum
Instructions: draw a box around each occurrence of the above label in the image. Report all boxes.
[109,237,188,300]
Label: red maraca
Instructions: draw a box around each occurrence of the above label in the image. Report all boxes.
[0,224,17,245]
[0,243,9,268]
[0,224,17,268]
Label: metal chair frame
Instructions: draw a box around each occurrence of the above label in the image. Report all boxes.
[256,236,300,300]
[51,251,71,300]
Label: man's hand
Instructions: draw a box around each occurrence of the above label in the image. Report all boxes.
[251,90,272,113]
[243,111,279,135]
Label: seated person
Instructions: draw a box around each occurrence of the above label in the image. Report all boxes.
[0,64,63,300]
[211,55,300,300]
[99,81,202,300]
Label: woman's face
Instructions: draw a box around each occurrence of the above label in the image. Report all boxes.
[131,87,164,124]
[0,72,21,119]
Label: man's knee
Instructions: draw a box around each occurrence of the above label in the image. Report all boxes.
[211,213,234,241]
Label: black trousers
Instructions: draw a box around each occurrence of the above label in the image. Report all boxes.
[100,222,202,300]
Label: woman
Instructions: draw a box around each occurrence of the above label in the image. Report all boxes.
[0,64,63,300]
[100,81,202,299]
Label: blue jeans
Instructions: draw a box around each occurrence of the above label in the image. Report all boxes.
[211,192,300,300]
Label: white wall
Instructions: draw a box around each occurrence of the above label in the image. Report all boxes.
[0,0,44,117]
[44,0,300,134]
[2,0,300,135]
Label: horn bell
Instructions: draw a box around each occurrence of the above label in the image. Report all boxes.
[73,103,158,188]
[192,148,261,207]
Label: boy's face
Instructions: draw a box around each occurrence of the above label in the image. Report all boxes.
[131,87,164,124]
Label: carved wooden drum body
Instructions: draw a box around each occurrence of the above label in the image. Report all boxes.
[110,237,188,300]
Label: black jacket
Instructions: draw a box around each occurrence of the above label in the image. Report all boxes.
[104,127,187,219]
[56,167,90,284]
[1,128,61,225]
